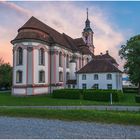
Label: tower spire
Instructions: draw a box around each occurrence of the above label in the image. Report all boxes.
[82,8,94,54]
[87,8,88,20]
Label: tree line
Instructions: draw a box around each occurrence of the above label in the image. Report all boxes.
[0,58,12,90]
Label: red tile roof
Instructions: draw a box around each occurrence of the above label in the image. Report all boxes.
[76,59,122,73]
[11,16,92,55]
[93,53,118,65]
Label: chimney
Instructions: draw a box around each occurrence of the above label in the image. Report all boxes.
[100,52,103,56]
[106,50,109,54]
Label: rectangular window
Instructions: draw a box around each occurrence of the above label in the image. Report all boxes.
[39,48,45,65]
[72,85,75,89]
[59,72,63,82]
[16,71,22,83]
[94,84,99,89]
[79,58,81,69]
[82,83,87,89]
[39,71,45,83]
[107,84,112,89]
[59,52,62,67]
[94,74,98,80]
[82,74,86,80]
[66,55,69,68]
[107,74,112,80]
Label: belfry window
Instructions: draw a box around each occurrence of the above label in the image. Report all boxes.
[39,70,45,83]
[39,48,45,65]
[16,47,23,65]
[16,70,22,83]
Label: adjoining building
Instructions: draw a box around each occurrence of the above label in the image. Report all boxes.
[11,10,122,95]
[76,52,122,90]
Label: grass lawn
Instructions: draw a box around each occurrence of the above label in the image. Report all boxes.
[0,92,139,106]
[0,108,139,125]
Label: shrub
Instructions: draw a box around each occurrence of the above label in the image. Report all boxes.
[123,88,138,94]
[83,90,122,102]
[52,89,81,99]
[135,95,140,103]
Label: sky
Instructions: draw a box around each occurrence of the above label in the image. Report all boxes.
[0,1,140,70]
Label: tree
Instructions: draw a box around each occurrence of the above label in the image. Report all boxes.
[0,63,12,89]
[0,57,4,66]
[119,35,140,94]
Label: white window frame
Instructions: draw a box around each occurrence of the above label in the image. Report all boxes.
[82,74,86,80]
[82,83,87,89]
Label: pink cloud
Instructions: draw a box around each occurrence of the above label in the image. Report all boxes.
[0,2,128,70]
[32,3,126,69]
[0,1,31,17]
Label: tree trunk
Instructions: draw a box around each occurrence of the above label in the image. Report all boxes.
[138,81,140,95]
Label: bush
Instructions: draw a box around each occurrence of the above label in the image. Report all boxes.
[83,90,122,102]
[123,88,138,94]
[52,89,81,99]
[135,95,140,103]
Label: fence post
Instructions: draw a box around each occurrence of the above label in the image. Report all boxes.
[110,93,112,105]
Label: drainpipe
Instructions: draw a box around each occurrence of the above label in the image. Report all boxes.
[49,48,52,94]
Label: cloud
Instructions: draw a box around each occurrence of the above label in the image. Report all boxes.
[0,1,128,69]
[0,1,31,17]
[32,2,126,69]
[0,26,13,64]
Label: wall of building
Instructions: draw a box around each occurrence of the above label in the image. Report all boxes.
[12,41,93,95]
[77,72,122,90]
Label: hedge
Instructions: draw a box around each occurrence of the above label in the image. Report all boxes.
[52,89,81,99]
[83,90,122,102]
[52,89,123,101]
[135,95,140,103]
[123,88,138,94]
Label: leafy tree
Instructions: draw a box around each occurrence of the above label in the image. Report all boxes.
[119,35,140,94]
[0,63,12,89]
[0,57,4,66]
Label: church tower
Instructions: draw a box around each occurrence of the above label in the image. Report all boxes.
[82,8,94,54]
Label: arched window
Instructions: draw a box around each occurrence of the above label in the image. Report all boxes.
[59,71,63,82]
[39,48,45,65]
[16,70,22,83]
[59,52,62,67]
[39,70,45,83]
[17,47,23,65]
[94,74,98,80]
[107,74,112,80]
[66,54,69,68]
[66,72,70,81]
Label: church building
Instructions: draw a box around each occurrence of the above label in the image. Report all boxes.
[11,10,122,95]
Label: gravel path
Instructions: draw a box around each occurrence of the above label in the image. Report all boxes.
[0,117,139,139]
